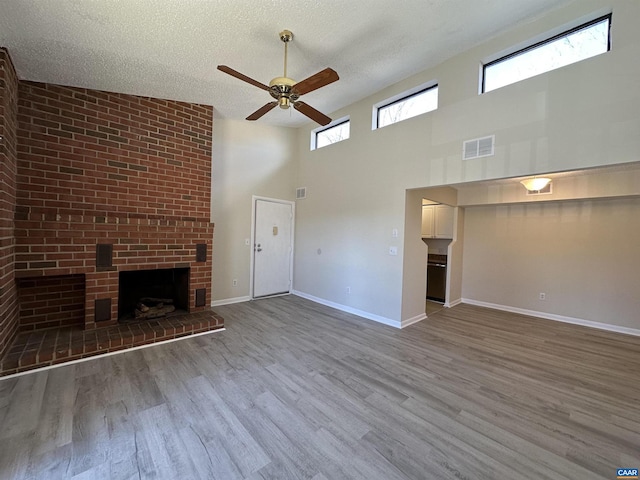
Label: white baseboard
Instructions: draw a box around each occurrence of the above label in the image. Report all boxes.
[211,296,251,307]
[461,298,640,337]
[401,313,427,328]
[292,290,406,329]
[446,297,463,308]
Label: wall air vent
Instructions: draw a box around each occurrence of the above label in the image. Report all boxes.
[463,135,495,160]
[296,187,307,199]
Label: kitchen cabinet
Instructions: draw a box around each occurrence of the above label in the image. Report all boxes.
[421,205,435,237]
[434,204,454,238]
[422,204,454,239]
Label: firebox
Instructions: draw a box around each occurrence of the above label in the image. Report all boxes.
[118,268,189,323]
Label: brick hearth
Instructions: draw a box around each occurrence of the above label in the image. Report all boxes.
[0,47,222,370]
[0,309,224,376]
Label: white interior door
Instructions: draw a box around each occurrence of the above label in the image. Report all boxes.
[253,199,293,298]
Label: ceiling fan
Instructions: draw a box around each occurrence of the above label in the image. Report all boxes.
[217,30,339,126]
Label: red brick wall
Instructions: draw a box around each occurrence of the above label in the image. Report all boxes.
[0,48,19,357]
[14,81,214,327]
[17,275,85,331]
[16,81,211,220]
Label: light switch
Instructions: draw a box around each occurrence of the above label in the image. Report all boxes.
[273,226,278,236]
[389,246,398,256]
[392,229,398,238]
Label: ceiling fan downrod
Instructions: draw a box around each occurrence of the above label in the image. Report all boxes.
[280,29,293,78]
[277,30,294,109]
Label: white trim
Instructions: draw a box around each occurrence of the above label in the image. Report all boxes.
[0,328,226,381]
[253,292,291,300]
[293,290,402,328]
[251,196,295,300]
[211,296,251,307]
[461,298,640,337]
[446,297,463,308]
[401,313,426,328]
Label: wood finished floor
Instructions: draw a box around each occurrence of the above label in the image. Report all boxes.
[1,296,639,480]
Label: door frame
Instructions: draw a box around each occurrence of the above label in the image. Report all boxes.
[250,195,295,299]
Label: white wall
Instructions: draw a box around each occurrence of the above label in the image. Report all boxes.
[457,164,640,206]
[211,118,297,303]
[462,197,640,330]
[292,0,640,324]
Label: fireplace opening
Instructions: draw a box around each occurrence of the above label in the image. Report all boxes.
[118,268,189,323]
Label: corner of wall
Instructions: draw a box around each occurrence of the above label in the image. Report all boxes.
[0,47,20,359]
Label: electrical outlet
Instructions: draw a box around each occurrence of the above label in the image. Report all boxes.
[539,292,546,300]
[389,246,398,256]
[232,279,238,287]
[346,286,351,294]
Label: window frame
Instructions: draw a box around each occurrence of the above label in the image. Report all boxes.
[310,116,350,151]
[481,13,612,93]
[372,82,438,130]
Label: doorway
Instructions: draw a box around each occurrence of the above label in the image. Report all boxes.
[251,197,294,298]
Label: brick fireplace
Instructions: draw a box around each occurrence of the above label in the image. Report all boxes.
[0,47,221,368]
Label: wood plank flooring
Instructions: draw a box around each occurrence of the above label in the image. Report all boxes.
[1,295,639,479]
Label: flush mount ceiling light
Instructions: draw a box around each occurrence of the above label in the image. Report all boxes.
[520,177,551,191]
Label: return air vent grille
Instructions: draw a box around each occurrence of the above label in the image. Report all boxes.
[463,135,495,160]
[296,187,307,199]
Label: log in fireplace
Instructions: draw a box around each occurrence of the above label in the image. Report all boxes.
[118,268,189,323]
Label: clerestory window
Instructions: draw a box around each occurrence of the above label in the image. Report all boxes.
[482,15,611,93]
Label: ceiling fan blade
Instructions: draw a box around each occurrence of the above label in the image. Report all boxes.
[247,102,278,121]
[217,65,270,91]
[292,68,339,96]
[293,101,332,126]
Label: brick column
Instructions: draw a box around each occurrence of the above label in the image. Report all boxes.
[0,48,19,357]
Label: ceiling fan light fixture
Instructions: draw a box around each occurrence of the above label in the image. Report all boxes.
[279,97,290,109]
[520,177,551,191]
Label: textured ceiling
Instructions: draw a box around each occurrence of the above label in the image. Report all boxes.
[0,0,574,127]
